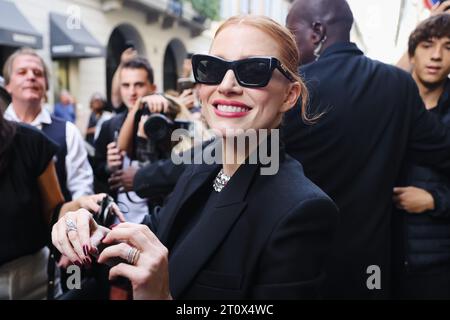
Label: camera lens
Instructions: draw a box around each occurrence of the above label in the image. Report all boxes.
[143,114,174,142]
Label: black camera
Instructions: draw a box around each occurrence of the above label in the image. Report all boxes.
[95,195,117,227]
[133,102,192,163]
[143,112,191,143]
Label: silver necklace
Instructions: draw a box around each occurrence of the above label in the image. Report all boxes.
[213,169,231,192]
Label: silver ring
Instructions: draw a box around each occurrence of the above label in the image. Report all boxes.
[126,247,140,265]
[66,219,77,234]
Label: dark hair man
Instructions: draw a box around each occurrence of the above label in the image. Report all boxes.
[392,13,450,299]
[284,0,450,299]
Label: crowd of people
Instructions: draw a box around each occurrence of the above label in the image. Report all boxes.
[0,0,450,300]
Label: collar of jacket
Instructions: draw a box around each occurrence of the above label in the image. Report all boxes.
[436,78,450,112]
[317,41,363,61]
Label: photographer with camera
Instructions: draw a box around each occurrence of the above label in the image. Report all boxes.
[116,93,197,161]
[176,53,202,117]
[94,57,171,225]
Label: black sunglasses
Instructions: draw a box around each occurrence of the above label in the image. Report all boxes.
[192,54,295,88]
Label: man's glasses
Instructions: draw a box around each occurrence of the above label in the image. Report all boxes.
[192,54,295,88]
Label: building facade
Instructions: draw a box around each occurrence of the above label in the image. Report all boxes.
[220,0,292,24]
[348,0,429,64]
[0,0,212,131]
[220,0,430,66]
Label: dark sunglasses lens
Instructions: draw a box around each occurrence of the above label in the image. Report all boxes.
[195,57,227,84]
[236,60,271,86]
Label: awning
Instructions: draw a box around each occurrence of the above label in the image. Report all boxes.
[50,12,105,59]
[0,0,43,48]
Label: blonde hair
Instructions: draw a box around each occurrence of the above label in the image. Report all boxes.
[215,15,313,122]
[3,47,49,91]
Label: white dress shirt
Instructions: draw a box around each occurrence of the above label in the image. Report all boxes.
[5,104,94,199]
[116,155,149,224]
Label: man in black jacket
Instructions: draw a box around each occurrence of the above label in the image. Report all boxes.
[284,0,450,299]
[392,13,450,299]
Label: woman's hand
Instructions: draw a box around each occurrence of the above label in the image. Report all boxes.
[52,208,110,266]
[98,223,172,300]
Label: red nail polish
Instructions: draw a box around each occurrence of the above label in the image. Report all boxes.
[89,246,99,255]
[83,245,88,256]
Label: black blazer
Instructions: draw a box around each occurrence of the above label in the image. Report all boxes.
[143,142,339,299]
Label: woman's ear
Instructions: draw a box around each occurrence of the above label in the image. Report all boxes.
[280,82,301,113]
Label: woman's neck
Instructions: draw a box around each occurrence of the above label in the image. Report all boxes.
[221,134,262,176]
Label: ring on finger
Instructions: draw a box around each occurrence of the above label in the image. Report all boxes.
[126,246,140,265]
[66,219,77,234]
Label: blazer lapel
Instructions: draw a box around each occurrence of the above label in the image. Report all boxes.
[157,163,219,244]
[157,139,222,243]
[169,162,260,298]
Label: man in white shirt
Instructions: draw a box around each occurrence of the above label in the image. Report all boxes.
[3,48,93,200]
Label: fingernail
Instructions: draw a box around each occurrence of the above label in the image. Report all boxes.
[89,246,99,255]
[83,245,88,256]
[110,223,119,229]
[75,261,82,267]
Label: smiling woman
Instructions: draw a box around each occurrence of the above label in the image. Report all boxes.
[51,15,339,300]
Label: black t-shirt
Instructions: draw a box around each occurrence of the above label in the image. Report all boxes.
[0,123,58,265]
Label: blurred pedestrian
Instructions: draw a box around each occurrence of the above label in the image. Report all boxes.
[53,89,76,123]
[85,92,112,146]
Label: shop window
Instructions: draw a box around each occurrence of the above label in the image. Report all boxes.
[53,59,70,98]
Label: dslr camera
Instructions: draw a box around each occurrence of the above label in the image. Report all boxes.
[133,100,192,163]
